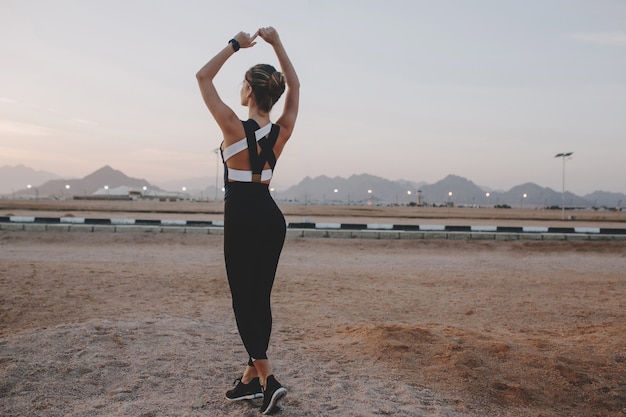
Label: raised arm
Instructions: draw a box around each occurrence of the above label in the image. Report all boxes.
[258,27,300,139]
[196,31,257,137]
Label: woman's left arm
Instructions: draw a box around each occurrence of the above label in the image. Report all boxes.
[258,27,300,139]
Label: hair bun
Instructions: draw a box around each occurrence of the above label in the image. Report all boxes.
[245,63,286,112]
[268,71,286,100]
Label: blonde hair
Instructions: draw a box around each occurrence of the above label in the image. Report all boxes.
[245,64,286,113]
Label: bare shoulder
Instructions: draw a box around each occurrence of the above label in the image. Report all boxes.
[222,117,246,146]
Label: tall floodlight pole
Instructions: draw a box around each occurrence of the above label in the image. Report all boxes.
[213,148,220,210]
[554,152,573,220]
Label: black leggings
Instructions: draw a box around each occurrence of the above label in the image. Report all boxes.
[223,182,286,364]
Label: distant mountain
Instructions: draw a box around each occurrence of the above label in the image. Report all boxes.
[419,174,486,206]
[3,165,625,208]
[279,174,625,208]
[0,165,61,195]
[279,173,495,206]
[154,176,219,193]
[584,191,625,208]
[9,165,155,198]
[279,173,426,205]
[499,183,587,208]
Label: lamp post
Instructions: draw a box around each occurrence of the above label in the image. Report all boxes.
[27,184,39,200]
[554,152,573,220]
[213,148,220,211]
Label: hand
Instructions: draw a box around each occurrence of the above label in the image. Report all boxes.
[257,26,281,45]
[233,31,258,49]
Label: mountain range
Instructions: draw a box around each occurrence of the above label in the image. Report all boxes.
[1,165,154,199]
[1,165,624,209]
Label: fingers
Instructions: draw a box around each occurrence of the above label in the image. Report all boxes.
[234,31,257,49]
[232,27,277,49]
[257,26,278,43]
[249,31,258,44]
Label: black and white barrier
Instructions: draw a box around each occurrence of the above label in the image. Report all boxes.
[1,216,625,240]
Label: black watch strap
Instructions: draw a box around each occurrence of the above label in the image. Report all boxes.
[228,38,240,52]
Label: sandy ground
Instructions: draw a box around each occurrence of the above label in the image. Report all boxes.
[1,231,625,417]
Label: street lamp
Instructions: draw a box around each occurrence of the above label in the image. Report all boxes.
[554,152,573,220]
[213,148,220,202]
[521,193,527,209]
[27,184,39,200]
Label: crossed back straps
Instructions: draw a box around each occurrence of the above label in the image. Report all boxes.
[243,119,279,182]
[221,119,280,183]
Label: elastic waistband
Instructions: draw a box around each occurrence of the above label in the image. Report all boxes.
[224,181,270,199]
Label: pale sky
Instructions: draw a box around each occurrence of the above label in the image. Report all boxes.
[1,0,625,194]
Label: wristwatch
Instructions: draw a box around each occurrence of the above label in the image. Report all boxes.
[229,38,240,52]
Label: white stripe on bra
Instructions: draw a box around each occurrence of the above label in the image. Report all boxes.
[222,122,272,162]
[227,168,273,182]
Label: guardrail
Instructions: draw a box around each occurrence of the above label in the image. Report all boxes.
[1,216,625,241]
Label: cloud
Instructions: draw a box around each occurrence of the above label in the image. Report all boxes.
[0,97,17,104]
[0,119,52,136]
[564,31,626,46]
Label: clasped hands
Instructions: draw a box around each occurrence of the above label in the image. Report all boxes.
[233,26,280,50]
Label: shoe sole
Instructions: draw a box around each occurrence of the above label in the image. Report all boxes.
[225,392,263,401]
[261,387,287,415]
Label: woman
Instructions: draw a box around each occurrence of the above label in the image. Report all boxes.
[196,27,299,415]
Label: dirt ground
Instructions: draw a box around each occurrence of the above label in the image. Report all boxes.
[1,229,625,416]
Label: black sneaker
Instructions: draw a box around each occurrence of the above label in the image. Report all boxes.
[225,377,263,401]
[260,375,287,415]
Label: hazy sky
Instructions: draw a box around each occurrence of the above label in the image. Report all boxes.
[1,0,625,194]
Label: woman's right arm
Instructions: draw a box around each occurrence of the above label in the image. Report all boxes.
[259,27,300,139]
[196,32,257,137]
